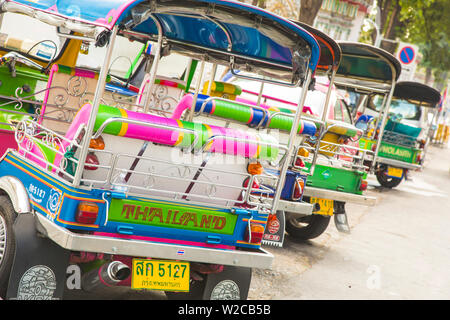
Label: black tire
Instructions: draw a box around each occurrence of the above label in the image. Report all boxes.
[285,214,331,240]
[0,196,17,298]
[375,166,403,188]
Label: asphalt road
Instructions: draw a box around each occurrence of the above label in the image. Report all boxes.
[249,144,450,300]
[63,144,450,300]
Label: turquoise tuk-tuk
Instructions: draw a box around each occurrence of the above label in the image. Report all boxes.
[359,80,441,187]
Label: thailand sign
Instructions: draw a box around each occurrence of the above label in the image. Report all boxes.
[109,198,237,234]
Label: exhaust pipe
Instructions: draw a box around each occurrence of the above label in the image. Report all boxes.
[81,261,131,292]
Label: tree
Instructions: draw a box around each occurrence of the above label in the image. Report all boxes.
[373,0,403,53]
[298,0,323,25]
[400,0,450,88]
[364,0,449,88]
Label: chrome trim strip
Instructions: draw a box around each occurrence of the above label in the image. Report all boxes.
[35,213,274,269]
[303,186,377,206]
[376,157,422,171]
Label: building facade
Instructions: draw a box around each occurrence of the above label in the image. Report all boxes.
[264,0,373,42]
[314,0,372,41]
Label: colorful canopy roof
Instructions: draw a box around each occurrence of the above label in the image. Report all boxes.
[291,20,341,72]
[394,81,442,108]
[4,0,320,81]
[335,41,402,92]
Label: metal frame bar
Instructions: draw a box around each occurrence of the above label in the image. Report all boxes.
[196,96,270,129]
[92,117,200,152]
[270,69,313,215]
[141,15,163,113]
[73,26,118,186]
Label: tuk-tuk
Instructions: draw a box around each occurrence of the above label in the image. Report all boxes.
[359,81,441,187]
[210,23,378,241]
[332,42,407,188]
[0,0,320,300]
[284,22,378,239]
[354,81,441,186]
[128,25,326,247]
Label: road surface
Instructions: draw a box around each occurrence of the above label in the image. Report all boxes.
[249,144,450,299]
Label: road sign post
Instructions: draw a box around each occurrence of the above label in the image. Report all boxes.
[396,42,419,81]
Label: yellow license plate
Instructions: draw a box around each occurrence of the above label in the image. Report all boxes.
[387,167,403,178]
[311,197,334,216]
[131,259,190,292]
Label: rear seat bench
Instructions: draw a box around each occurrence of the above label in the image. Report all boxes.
[52,103,281,173]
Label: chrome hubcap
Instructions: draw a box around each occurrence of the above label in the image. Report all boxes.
[0,215,7,265]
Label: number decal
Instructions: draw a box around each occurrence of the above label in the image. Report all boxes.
[158,263,165,277]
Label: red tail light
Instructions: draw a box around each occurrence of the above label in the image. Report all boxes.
[359,180,368,191]
[419,139,426,149]
[416,153,422,164]
[295,157,305,167]
[76,202,99,224]
[243,177,260,189]
[84,152,99,170]
[292,178,305,200]
[245,222,265,244]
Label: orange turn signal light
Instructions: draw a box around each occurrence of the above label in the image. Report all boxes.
[245,222,265,244]
[89,136,105,150]
[247,162,264,175]
[297,147,309,158]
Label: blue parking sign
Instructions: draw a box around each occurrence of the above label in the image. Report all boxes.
[399,46,415,65]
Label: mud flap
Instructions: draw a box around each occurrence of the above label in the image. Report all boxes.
[6,213,70,300]
[334,201,350,234]
[202,266,252,300]
[261,211,285,247]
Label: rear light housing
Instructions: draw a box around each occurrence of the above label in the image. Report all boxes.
[418,139,426,149]
[247,162,264,175]
[243,177,260,190]
[84,152,99,170]
[359,180,368,191]
[297,147,309,158]
[295,157,305,167]
[76,202,99,224]
[416,153,422,164]
[89,136,105,150]
[245,222,265,244]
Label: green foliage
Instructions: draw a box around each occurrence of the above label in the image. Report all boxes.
[398,0,450,81]
[364,0,449,85]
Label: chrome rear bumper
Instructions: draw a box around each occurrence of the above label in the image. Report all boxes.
[35,213,274,269]
[376,157,422,171]
[303,186,377,206]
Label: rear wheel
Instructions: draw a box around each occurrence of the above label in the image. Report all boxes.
[285,214,331,240]
[0,196,17,298]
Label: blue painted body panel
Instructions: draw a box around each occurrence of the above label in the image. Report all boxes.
[0,151,266,249]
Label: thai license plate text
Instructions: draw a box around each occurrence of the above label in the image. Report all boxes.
[132,259,190,292]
